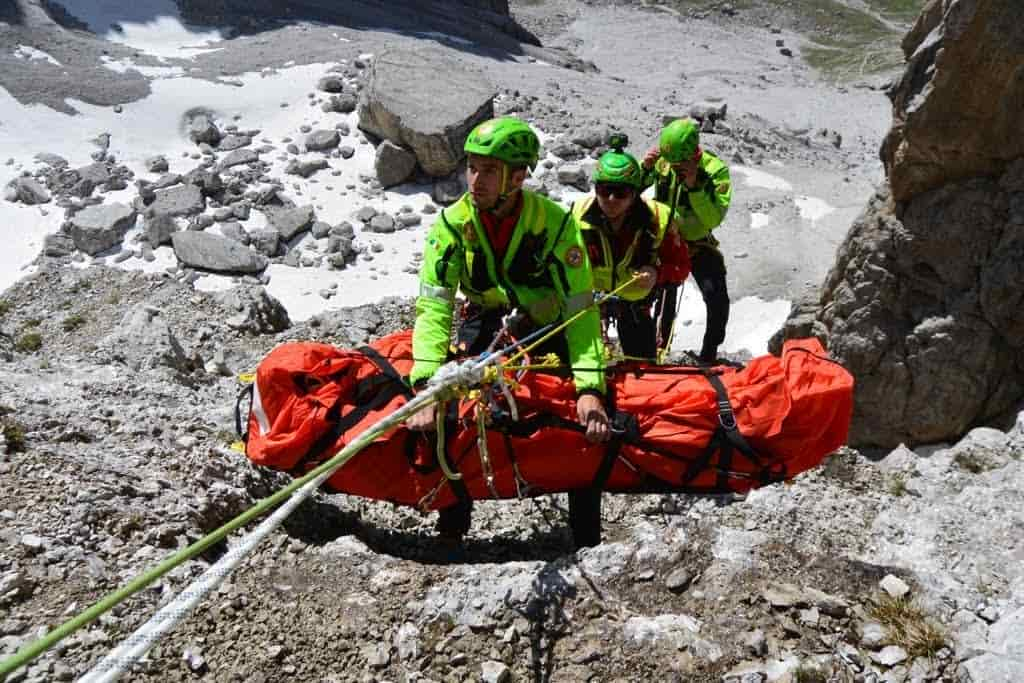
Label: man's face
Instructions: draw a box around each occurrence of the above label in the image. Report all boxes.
[466,154,524,210]
[594,183,636,221]
[670,159,699,177]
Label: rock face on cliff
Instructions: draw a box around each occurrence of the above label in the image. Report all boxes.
[773,0,1024,447]
[175,0,531,44]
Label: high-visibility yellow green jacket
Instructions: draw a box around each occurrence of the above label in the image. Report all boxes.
[641,150,732,241]
[411,190,606,395]
[572,197,672,301]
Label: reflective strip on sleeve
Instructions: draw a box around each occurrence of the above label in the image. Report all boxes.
[419,283,453,301]
[564,291,593,316]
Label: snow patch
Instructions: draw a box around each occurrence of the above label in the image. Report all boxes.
[668,288,790,357]
[750,211,772,230]
[794,195,836,222]
[733,165,793,192]
[54,1,224,59]
[14,45,61,66]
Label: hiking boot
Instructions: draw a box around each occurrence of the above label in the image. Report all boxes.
[698,347,718,367]
[435,499,472,540]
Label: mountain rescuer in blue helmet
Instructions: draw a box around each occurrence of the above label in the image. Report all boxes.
[572,134,686,360]
[405,116,610,548]
[642,118,733,364]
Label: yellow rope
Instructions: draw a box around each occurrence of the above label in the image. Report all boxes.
[503,275,642,368]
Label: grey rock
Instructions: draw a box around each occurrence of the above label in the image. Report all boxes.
[151,173,182,190]
[871,645,908,666]
[144,213,179,247]
[396,213,421,227]
[285,158,328,178]
[339,145,355,159]
[212,207,234,221]
[6,177,50,204]
[989,606,1024,658]
[42,232,75,257]
[182,649,206,673]
[331,221,355,239]
[859,620,887,648]
[958,652,1024,682]
[263,205,315,240]
[219,221,248,245]
[68,203,137,255]
[101,306,190,372]
[375,141,417,188]
[216,286,290,334]
[306,130,340,152]
[150,184,205,217]
[665,568,694,593]
[190,213,215,230]
[369,214,396,233]
[171,231,268,273]
[557,163,590,191]
[357,45,494,176]
[219,149,258,170]
[481,660,510,683]
[311,221,332,239]
[323,93,357,114]
[188,114,222,145]
[182,168,223,197]
[317,75,345,93]
[880,574,910,599]
[145,155,169,173]
[355,206,378,223]
[951,610,989,661]
[34,152,68,167]
[432,176,465,205]
[249,229,281,257]
[217,134,252,151]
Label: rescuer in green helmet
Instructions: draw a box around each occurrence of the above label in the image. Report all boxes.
[572,134,688,360]
[405,116,610,549]
[642,118,733,365]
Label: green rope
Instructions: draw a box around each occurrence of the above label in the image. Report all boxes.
[0,393,442,680]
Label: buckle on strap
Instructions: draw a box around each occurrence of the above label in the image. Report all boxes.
[717,398,736,430]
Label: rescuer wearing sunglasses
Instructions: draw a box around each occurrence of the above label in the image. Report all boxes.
[571,136,685,360]
[642,118,733,365]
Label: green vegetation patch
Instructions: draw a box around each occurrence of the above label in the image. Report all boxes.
[14,332,42,353]
[869,593,948,658]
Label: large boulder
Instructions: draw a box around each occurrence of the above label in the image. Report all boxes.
[357,46,495,177]
[67,203,137,255]
[215,286,291,335]
[171,232,268,274]
[375,141,417,188]
[772,0,1024,448]
[881,0,1024,202]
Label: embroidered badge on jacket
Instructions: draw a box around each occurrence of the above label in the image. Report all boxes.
[565,246,584,267]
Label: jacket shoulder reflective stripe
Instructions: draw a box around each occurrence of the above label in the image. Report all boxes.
[419,282,453,301]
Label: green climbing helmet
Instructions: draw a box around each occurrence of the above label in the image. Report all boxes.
[464,116,541,169]
[659,118,700,163]
[593,148,643,188]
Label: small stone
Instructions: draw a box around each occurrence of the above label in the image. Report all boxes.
[871,645,908,666]
[665,568,694,593]
[481,660,510,683]
[880,574,910,599]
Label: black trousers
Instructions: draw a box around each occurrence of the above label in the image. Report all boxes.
[437,305,602,548]
[657,243,729,359]
[604,298,657,361]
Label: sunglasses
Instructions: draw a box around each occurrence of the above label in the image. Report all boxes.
[594,184,634,199]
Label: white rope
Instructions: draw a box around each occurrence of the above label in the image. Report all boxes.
[80,353,500,682]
